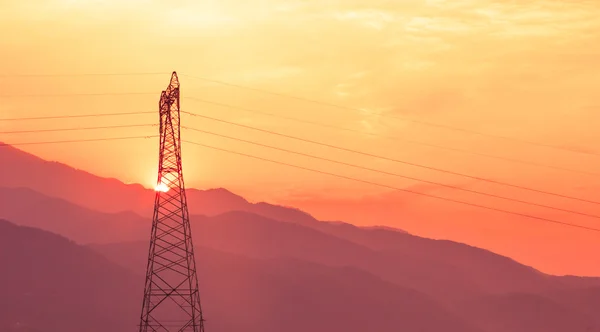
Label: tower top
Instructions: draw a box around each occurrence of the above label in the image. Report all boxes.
[162,71,180,98]
[169,71,180,89]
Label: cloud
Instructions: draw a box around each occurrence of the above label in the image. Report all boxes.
[2,0,600,197]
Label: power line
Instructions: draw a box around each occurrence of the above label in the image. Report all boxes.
[183,96,600,177]
[2,114,596,218]
[0,135,157,147]
[0,123,596,232]
[1,71,596,156]
[183,139,600,233]
[0,111,155,122]
[184,126,600,220]
[1,103,595,179]
[3,118,596,219]
[0,72,168,78]
[0,124,155,134]
[181,73,600,158]
[182,110,600,205]
[0,92,156,97]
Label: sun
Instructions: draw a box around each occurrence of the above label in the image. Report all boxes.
[154,183,170,193]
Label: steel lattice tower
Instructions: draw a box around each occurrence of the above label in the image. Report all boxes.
[139,72,206,332]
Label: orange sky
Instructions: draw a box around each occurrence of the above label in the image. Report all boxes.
[1,0,600,276]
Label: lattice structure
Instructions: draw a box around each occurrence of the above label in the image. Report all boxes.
[139,72,206,332]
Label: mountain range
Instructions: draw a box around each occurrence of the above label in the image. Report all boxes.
[2,144,600,332]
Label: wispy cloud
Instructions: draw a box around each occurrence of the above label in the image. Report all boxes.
[2,0,600,195]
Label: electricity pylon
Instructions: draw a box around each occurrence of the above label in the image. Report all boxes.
[139,72,206,332]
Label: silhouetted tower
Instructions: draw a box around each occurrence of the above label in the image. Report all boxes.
[139,72,206,332]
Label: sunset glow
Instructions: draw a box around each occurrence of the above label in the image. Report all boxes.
[154,183,169,193]
[4,1,600,331]
[1,0,600,276]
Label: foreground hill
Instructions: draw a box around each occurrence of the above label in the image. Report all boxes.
[0,220,139,332]
[0,219,482,332]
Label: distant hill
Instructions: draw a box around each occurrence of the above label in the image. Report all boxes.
[0,144,152,214]
[456,292,600,332]
[91,239,600,332]
[0,187,148,243]
[0,144,405,234]
[0,219,482,332]
[190,211,562,299]
[0,186,585,300]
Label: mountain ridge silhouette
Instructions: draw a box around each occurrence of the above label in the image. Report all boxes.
[3,144,600,331]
